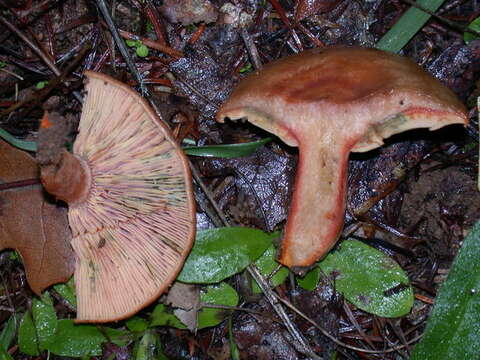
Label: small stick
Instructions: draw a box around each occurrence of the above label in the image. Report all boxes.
[118,29,184,58]
[0,15,60,76]
[95,0,147,95]
[240,28,263,70]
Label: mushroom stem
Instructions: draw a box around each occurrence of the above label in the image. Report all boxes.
[40,150,92,205]
[278,140,350,268]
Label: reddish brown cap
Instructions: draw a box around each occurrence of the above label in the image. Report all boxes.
[217,46,467,269]
[47,71,196,322]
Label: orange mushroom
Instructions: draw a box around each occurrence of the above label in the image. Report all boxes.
[216,46,468,269]
[41,71,196,322]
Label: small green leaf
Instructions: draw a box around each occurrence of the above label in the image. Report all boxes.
[0,62,6,68]
[197,282,239,329]
[239,63,252,73]
[376,0,447,53]
[53,277,77,307]
[0,347,14,360]
[18,311,39,356]
[136,45,149,58]
[126,317,149,333]
[46,320,131,357]
[126,39,137,47]
[464,17,480,44]
[0,314,19,351]
[0,128,37,152]
[178,227,277,283]
[35,81,48,89]
[319,240,413,317]
[149,304,187,329]
[32,293,58,350]
[146,21,154,33]
[252,244,289,293]
[183,138,272,158]
[134,330,167,360]
[411,221,480,359]
[297,267,321,291]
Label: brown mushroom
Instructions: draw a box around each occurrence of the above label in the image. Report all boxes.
[216,46,468,269]
[41,71,196,322]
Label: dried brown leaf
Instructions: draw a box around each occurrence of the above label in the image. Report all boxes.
[0,140,74,294]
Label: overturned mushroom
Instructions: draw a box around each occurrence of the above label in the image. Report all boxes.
[216,46,468,269]
[41,71,196,322]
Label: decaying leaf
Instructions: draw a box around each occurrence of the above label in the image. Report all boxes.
[0,140,74,294]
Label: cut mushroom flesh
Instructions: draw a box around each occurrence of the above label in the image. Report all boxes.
[217,46,468,269]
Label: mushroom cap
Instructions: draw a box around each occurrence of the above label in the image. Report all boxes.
[217,46,467,268]
[70,71,196,322]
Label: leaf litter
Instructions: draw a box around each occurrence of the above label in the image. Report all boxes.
[0,0,479,359]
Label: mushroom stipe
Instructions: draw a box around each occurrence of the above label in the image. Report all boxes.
[217,46,468,270]
[41,71,196,322]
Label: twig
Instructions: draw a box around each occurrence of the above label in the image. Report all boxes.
[240,28,263,70]
[1,44,89,116]
[117,29,184,58]
[0,15,60,76]
[95,0,147,95]
[0,179,40,191]
[276,294,424,354]
[248,265,321,359]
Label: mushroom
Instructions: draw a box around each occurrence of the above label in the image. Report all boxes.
[216,46,468,269]
[41,71,196,322]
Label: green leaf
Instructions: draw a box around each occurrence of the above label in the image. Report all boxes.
[197,282,239,329]
[18,311,39,356]
[53,277,77,307]
[411,221,480,359]
[0,128,37,152]
[32,293,58,350]
[318,240,413,317]
[0,314,19,351]
[136,44,149,58]
[376,0,447,53]
[239,63,252,73]
[464,17,480,44]
[252,244,289,293]
[46,320,131,357]
[183,138,272,158]
[35,81,48,89]
[297,267,321,291]
[126,39,137,47]
[0,347,14,360]
[126,317,149,333]
[134,330,167,360]
[178,227,277,283]
[149,304,187,329]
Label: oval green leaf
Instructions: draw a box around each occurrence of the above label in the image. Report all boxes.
[183,138,272,158]
[252,244,289,293]
[53,277,77,308]
[18,311,39,356]
[197,282,239,329]
[32,294,57,350]
[0,314,19,351]
[46,320,132,357]
[178,227,277,283]
[411,221,480,360]
[149,304,187,329]
[297,267,321,291]
[318,240,413,317]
